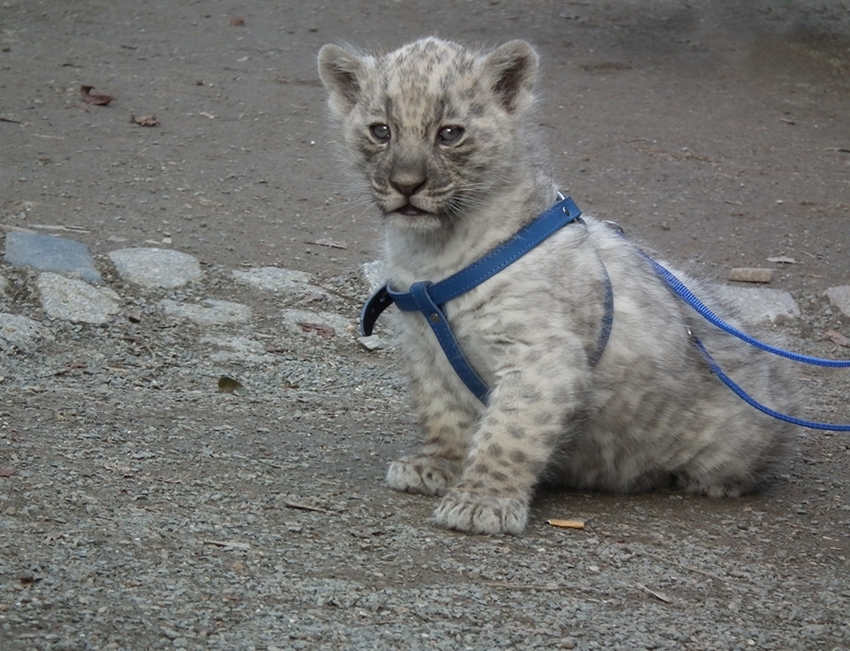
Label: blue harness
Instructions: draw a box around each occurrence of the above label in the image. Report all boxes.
[360,195,850,431]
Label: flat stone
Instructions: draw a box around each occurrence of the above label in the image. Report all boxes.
[825,285,850,318]
[0,313,53,352]
[358,335,389,351]
[36,272,121,324]
[360,260,386,294]
[281,308,352,338]
[160,299,251,326]
[232,267,329,299]
[4,232,101,282]
[727,267,774,284]
[715,285,800,325]
[109,248,203,288]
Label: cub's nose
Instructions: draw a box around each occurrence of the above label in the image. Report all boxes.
[390,173,427,198]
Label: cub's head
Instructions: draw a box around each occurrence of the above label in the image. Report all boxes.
[318,38,539,232]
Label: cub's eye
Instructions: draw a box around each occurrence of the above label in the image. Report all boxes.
[369,123,391,142]
[437,125,464,145]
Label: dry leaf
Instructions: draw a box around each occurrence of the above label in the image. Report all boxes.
[826,329,850,348]
[547,518,586,530]
[80,85,116,106]
[297,322,336,339]
[229,16,245,26]
[767,256,797,264]
[131,113,158,127]
[0,468,16,477]
[727,267,773,283]
[217,376,247,394]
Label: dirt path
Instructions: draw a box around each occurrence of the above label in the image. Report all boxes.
[2,2,850,649]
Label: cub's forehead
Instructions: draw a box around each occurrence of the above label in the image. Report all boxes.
[375,38,481,101]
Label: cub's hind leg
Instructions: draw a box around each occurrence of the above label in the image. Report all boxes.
[674,405,795,499]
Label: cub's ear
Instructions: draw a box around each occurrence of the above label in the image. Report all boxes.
[318,44,368,117]
[483,40,539,114]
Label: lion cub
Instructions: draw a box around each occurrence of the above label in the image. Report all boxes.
[318,38,796,535]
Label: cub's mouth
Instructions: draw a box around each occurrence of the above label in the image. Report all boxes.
[394,203,433,217]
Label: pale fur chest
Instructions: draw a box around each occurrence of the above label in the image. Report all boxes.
[385,219,607,393]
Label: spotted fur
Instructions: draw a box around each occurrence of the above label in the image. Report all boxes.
[318,37,798,535]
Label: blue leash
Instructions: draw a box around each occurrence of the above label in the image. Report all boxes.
[361,195,850,430]
[690,336,850,431]
[642,253,850,431]
[644,255,850,369]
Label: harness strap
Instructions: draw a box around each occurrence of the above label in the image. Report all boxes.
[591,260,615,367]
[406,281,490,402]
[360,196,605,403]
[361,197,583,336]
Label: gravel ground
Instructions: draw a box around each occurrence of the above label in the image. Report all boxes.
[2,1,850,650]
[2,255,849,651]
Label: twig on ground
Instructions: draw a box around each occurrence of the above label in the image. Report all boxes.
[483,581,565,591]
[642,550,733,584]
[636,583,673,604]
[283,501,330,514]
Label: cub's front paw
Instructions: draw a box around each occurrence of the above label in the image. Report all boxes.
[386,454,461,496]
[433,489,529,535]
